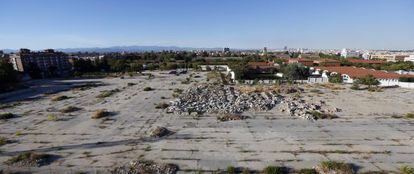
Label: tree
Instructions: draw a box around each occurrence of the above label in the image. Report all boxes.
[355,75,380,88]
[282,63,310,80]
[329,73,343,83]
[0,59,18,85]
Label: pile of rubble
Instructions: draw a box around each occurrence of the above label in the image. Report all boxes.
[279,97,341,120]
[112,160,178,174]
[167,84,283,114]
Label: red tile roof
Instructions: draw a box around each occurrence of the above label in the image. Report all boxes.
[316,66,414,79]
[348,59,386,64]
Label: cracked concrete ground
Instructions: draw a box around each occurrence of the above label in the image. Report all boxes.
[0,71,413,173]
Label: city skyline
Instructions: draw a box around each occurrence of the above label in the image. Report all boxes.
[1,0,414,50]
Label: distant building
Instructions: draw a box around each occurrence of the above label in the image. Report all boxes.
[370,54,408,62]
[341,49,360,58]
[404,55,414,63]
[362,51,371,60]
[223,47,230,53]
[10,49,71,77]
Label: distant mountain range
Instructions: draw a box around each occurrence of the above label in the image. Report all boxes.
[2,46,231,53]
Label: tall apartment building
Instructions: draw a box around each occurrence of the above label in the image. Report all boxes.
[370,54,408,62]
[10,49,71,77]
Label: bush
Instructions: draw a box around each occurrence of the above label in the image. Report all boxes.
[399,77,414,82]
[47,114,58,121]
[91,109,110,119]
[400,165,414,174]
[60,106,82,113]
[155,102,169,109]
[0,137,8,146]
[355,75,380,88]
[405,113,414,119]
[51,95,69,101]
[299,168,317,174]
[143,87,153,91]
[127,82,137,86]
[318,161,354,174]
[0,113,15,120]
[242,168,250,174]
[96,89,120,98]
[4,152,53,167]
[263,166,285,174]
[329,73,343,83]
[307,111,338,120]
[227,166,236,174]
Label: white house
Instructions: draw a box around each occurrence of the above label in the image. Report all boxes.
[405,55,414,62]
[199,65,235,82]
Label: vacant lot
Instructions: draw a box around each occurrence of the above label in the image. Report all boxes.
[0,71,413,173]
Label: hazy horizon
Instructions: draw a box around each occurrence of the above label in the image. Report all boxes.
[1,0,413,50]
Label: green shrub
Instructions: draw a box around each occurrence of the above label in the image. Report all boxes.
[329,73,343,83]
[405,113,414,119]
[143,87,153,91]
[227,165,236,174]
[96,89,120,98]
[127,82,136,86]
[4,152,52,167]
[400,165,414,174]
[60,106,82,113]
[299,168,317,174]
[0,113,15,120]
[47,114,58,121]
[51,95,69,101]
[319,161,354,174]
[263,166,284,174]
[242,168,250,174]
[0,137,8,146]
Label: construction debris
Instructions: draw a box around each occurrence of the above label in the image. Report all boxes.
[279,97,341,120]
[112,160,179,174]
[168,84,282,114]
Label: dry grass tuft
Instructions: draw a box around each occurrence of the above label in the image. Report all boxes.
[91,109,110,119]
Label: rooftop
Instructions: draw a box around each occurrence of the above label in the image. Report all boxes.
[316,66,414,79]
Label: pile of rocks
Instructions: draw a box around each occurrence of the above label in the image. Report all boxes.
[167,84,283,114]
[279,97,341,120]
[112,160,178,174]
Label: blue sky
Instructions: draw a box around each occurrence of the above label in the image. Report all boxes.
[1,0,413,50]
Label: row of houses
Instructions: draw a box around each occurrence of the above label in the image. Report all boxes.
[200,58,414,88]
